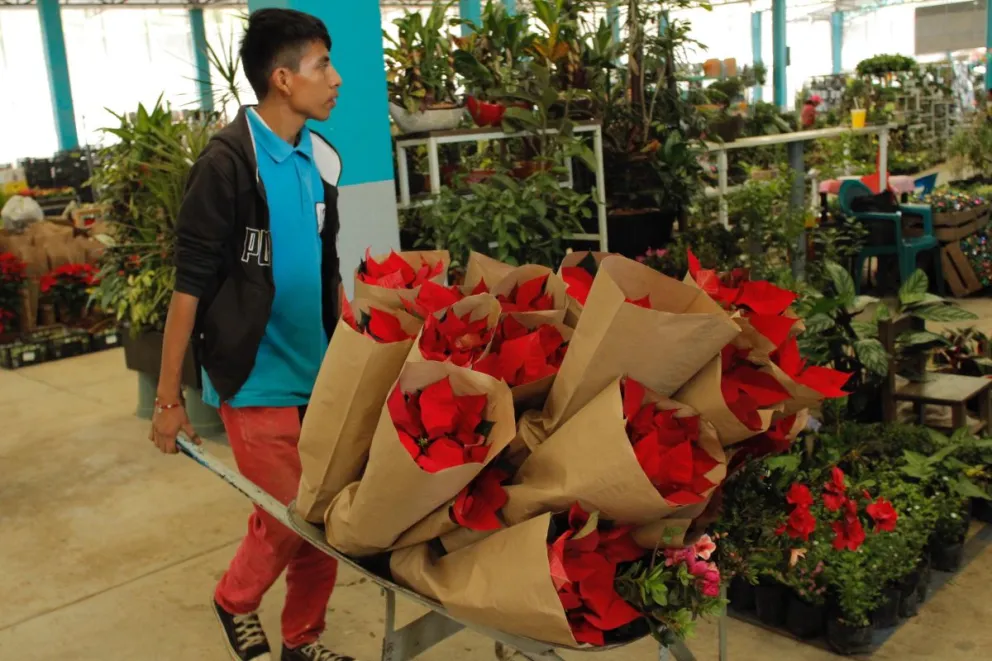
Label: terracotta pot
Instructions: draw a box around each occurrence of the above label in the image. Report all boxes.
[511,161,553,180]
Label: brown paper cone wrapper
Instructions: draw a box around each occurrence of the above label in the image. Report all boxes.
[295,301,424,522]
[632,518,694,550]
[389,514,579,647]
[464,252,515,292]
[558,251,611,328]
[390,500,460,550]
[353,250,450,310]
[490,265,568,324]
[407,294,501,365]
[538,256,740,441]
[675,355,777,447]
[762,361,824,418]
[325,362,515,556]
[502,378,726,537]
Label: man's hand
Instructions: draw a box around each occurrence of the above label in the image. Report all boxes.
[150,401,200,455]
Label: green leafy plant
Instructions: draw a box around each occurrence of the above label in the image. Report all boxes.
[384,3,460,112]
[452,1,534,102]
[856,54,918,78]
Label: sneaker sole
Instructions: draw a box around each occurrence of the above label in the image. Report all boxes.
[212,599,272,661]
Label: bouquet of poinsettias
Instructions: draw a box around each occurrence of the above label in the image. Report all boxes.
[295,248,849,649]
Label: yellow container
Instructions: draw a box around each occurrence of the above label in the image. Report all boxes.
[851,109,867,129]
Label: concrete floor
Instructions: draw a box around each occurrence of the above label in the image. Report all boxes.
[3,332,992,661]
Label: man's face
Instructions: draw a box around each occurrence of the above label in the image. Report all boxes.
[277,40,342,122]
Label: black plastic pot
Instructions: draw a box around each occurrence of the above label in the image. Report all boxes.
[917,555,932,604]
[972,497,992,524]
[930,541,964,572]
[898,570,922,618]
[606,208,679,259]
[785,593,826,639]
[826,617,874,656]
[870,587,901,629]
[727,576,756,611]
[754,582,788,627]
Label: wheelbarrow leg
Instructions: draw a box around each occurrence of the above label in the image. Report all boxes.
[381,588,464,661]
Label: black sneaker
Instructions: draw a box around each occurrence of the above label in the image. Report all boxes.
[281,642,356,661]
[212,599,272,661]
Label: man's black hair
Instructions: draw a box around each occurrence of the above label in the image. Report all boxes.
[240,8,332,100]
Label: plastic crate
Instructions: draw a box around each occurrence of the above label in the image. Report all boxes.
[0,339,49,369]
[90,326,122,352]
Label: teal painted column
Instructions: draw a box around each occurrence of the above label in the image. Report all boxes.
[245,0,398,296]
[772,0,787,109]
[503,0,516,15]
[189,8,214,112]
[37,0,78,150]
[831,11,843,75]
[987,0,992,90]
[751,11,762,102]
[659,10,669,34]
[459,0,481,35]
[607,3,621,44]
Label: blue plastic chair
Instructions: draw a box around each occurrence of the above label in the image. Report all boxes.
[914,173,938,196]
[839,180,944,295]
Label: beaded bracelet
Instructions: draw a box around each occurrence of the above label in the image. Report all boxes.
[154,397,185,414]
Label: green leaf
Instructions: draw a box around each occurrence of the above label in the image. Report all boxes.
[802,313,836,335]
[900,450,935,480]
[874,303,892,322]
[764,455,801,474]
[854,338,889,376]
[898,269,930,305]
[952,477,991,500]
[851,321,878,339]
[848,295,880,314]
[826,261,856,304]
[897,331,948,347]
[901,292,946,309]
[911,305,979,322]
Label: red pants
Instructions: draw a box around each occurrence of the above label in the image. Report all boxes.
[214,405,338,648]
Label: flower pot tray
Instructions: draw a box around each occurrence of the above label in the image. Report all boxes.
[0,335,49,370]
[27,324,92,361]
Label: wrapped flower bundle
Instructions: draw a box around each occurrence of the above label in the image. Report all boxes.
[353,249,450,309]
[411,294,501,367]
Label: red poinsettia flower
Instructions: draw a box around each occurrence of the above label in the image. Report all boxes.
[496,275,555,312]
[357,249,444,288]
[417,308,496,367]
[402,280,466,319]
[625,295,652,309]
[823,467,848,512]
[548,504,645,646]
[622,378,718,505]
[452,465,510,531]
[340,300,415,343]
[561,266,594,306]
[473,316,568,387]
[721,346,790,430]
[0,253,26,280]
[774,337,852,399]
[387,377,493,473]
[867,498,898,532]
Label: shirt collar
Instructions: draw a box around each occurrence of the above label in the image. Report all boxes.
[246,107,313,163]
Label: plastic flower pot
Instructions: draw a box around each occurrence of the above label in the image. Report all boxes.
[389,102,465,134]
[754,582,788,627]
[727,576,756,611]
[916,555,932,604]
[930,541,964,572]
[972,497,992,524]
[899,570,921,618]
[826,617,874,656]
[466,96,507,127]
[870,587,901,629]
[785,593,826,639]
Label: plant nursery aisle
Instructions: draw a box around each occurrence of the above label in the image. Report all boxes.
[0,345,988,661]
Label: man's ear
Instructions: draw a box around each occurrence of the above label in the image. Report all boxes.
[270,67,293,97]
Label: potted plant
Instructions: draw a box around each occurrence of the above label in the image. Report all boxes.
[40,262,99,325]
[384,3,464,134]
[0,252,28,337]
[452,1,533,127]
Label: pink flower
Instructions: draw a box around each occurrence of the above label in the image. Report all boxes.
[636,256,646,263]
[645,248,656,258]
[693,534,717,560]
[663,548,692,567]
[702,580,721,597]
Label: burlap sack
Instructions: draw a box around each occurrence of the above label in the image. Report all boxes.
[295,301,424,522]
[463,252,515,292]
[407,294,501,366]
[558,251,611,327]
[520,255,740,449]
[489,265,568,323]
[353,250,450,310]
[502,378,725,548]
[674,355,778,447]
[389,514,580,647]
[325,361,515,556]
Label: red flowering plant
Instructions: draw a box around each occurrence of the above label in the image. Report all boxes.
[401,280,468,319]
[622,378,725,508]
[415,299,499,367]
[386,376,496,473]
[615,534,727,645]
[473,315,570,389]
[559,252,606,307]
[40,263,100,322]
[0,252,26,334]
[357,249,446,289]
[494,274,556,312]
[547,504,647,646]
[340,299,418,343]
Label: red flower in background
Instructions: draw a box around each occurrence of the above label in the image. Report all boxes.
[473,316,568,387]
[776,482,817,541]
[867,498,898,532]
[823,467,848,512]
[727,414,803,472]
[561,266,594,306]
[0,253,26,280]
[387,377,494,473]
[787,483,814,509]
[417,308,495,367]
[357,249,444,288]
[495,275,555,312]
[402,280,466,318]
[548,504,645,646]
[720,346,790,430]
[452,465,510,531]
[831,517,866,551]
[622,378,718,505]
[340,300,415,343]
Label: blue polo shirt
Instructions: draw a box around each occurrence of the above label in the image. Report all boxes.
[202,108,327,408]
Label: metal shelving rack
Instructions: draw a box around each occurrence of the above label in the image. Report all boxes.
[393,121,608,251]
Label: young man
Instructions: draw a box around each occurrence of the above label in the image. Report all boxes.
[150,9,353,661]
